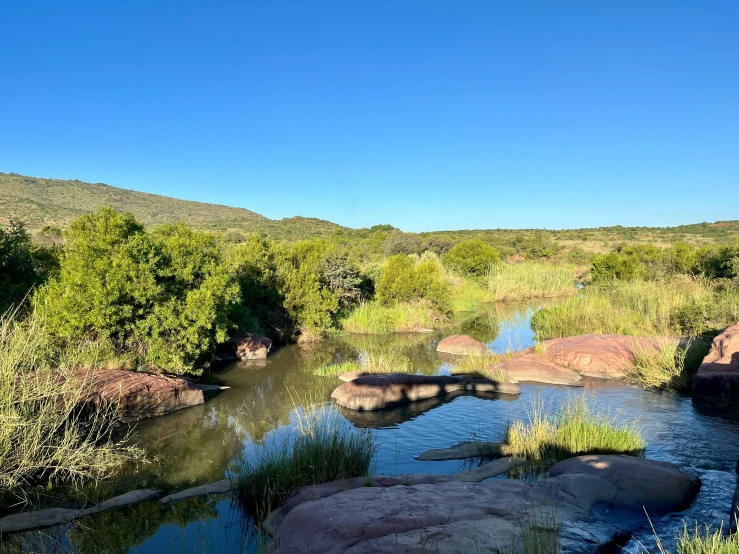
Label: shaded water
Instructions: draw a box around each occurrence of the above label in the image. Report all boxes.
[9,303,739,553]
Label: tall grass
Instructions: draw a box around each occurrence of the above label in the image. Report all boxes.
[313,350,413,377]
[487,262,577,302]
[235,406,376,522]
[0,311,141,496]
[503,397,645,465]
[340,301,443,334]
[448,352,502,378]
[631,338,709,392]
[531,277,739,340]
[642,521,739,554]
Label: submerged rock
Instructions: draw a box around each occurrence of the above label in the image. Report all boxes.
[331,373,520,411]
[74,369,226,424]
[436,334,489,356]
[268,455,701,554]
[234,334,273,360]
[693,322,739,402]
[415,441,504,461]
[489,354,584,386]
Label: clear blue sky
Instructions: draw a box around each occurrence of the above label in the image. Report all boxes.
[2,1,737,232]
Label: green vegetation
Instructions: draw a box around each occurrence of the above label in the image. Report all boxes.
[314,350,413,377]
[631,338,710,392]
[503,397,646,466]
[532,277,739,340]
[340,301,442,334]
[487,262,577,301]
[235,407,376,521]
[448,352,502,377]
[0,311,140,495]
[674,523,739,554]
[376,254,451,314]
[443,239,500,277]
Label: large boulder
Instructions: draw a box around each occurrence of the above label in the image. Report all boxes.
[489,354,583,386]
[693,322,739,402]
[74,369,223,424]
[436,334,489,356]
[234,334,273,360]
[331,373,520,411]
[549,454,701,514]
[268,456,700,554]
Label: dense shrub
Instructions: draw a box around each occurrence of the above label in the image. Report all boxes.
[35,208,239,374]
[443,239,500,276]
[375,255,451,314]
[590,251,644,282]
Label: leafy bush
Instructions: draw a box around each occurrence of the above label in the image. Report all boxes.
[590,251,644,282]
[375,255,451,314]
[35,208,239,374]
[443,239,500,276]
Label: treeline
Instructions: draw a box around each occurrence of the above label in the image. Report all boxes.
[1,209,501,375]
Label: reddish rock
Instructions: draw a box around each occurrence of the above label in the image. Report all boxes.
[331,373,519,411]
[489,355,583,386]
[536,334,661,379]
[436,334,489,356]
[234,334,272,360]
[73,369,220,424]
[693,322,739,401]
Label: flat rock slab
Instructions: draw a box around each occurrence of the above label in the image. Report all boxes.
[453,456,525,482]
[159,479,233,505]
[436,334,489,356]
[331,373,519,411]
[488,355,584,386]
[73,369,220,424]
[693,322,739,402]
[0,489,160,534]
[268,455,700,554]
[415,441,504,461]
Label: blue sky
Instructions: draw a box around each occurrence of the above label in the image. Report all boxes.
[2,1,737,232]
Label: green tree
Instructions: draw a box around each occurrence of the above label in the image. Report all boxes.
[376,255,451,314]
[443,239,500,276]
[0,220,53,312]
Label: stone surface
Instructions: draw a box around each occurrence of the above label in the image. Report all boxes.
[74,369,214,424]
[452,456,525,482]
[489,355,584,386]
[693,322,739,402]
[549,455,701,514]
[436,334,489,356]
[234,334,273,360]
[159,479,233,505]
[331,373,520,411]
[268,456,700,554]
[415,441,504,461]
[0,489,160,534]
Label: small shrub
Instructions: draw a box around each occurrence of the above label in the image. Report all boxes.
[376,255,451,314]
[443,239,500,277]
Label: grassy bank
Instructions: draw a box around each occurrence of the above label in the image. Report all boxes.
[0,312,141,497]
[314,350,413,377]
[340,301,443,334]
[487,262,578,302]
[503,397,645,466]
[631,338,709,392]
[235,407,376,521]
[531,277,739,340]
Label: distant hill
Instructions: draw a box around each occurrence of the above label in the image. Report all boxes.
[0,172,345,240]
[1,172,737,249]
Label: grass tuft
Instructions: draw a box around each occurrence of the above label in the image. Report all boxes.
[313,350,413,377]
[503,397,646,466]
[487,263,577,302]
[340,301,444,334]
[630,338,709,392]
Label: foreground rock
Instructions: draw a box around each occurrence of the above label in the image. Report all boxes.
[436,334,489,356]
[693,322,739,402]
[234,334,273,360]
[489,355,584,386]
[331,373,520,411]
[75,369,226,424]
[268,455,700,553]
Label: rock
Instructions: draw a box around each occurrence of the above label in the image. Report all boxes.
[536,334,661,379]
[452,457,525,481]
[414,327,435,333]
[693,322,739,402]
[436,334,489,356]
[0,489,160,534]
[415,441,504,461]
[549,455,701,514]
[488,355,583,386]
[268,457,700,553]
[159,479,233,505]
[74,369,216,424]
[338,370,369,382]
[234,334,273,360]
[331,373,520,411]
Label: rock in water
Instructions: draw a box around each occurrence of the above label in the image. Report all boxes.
[489,354,584,386]
[436,334,489,356]
[268,455,701,553]
[234,334,273,360]
[331,373,520,411]
[693,322,739,402]
[74,369,218,424]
